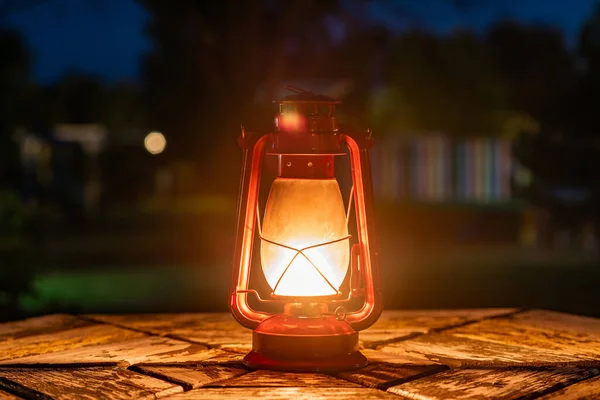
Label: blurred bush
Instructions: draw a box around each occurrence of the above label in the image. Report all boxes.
[0,191,36,320]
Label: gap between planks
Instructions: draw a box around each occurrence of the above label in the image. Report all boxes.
[0,376,53,400]
[362,308,528,349]
[427,308,528,333]
[528,368,600,399]
[334,364,450,391]
[127,364,253,392]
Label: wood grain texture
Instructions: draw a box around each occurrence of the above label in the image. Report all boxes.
[0,367,183,399]
[361,349,441,366]
[210,370,361,387]
[336,363,448,389]
[514,310,600,335]
[538,374,600,399]
[193,350,245,365]
[447,310,600,359]
[0,336,217,366]
[166,387,400,399]
[87,313,252,347]
[137,365,248,389]
[0,324,146,362]
[388,367,600,400]
[378,333,599,367]
[0,314,87,342]
[218,343,253,353]
[360,308,518,347]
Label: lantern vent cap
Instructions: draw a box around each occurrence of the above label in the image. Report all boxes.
[276,85,340,104]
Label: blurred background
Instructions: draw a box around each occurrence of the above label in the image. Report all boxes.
[1,0,600,321]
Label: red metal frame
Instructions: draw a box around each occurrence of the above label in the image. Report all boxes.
[229,90,381,371]
[229,131,382,332]
[230,133,270,329]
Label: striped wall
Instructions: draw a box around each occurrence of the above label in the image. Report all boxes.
[371,135,512,203]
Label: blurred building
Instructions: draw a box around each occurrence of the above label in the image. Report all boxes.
[15,124,107,221]
[15,124,186,219]
[371,134,512,203]
[370,132,599,252]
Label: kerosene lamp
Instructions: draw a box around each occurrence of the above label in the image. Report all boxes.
[230,87,382,371]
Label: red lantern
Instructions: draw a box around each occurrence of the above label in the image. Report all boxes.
[230,87,382,372]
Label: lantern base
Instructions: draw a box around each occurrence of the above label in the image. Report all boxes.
[243,313,367,372]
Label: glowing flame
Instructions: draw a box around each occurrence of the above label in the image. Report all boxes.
[261,178,349,297]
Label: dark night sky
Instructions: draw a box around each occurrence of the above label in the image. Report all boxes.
[2,0,598,84]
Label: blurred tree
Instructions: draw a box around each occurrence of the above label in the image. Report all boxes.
[26,74,144,132]
[0,28,30,189]
[369,30,509,137]
[486,21,572,129]
[510,12,600,235]
[333,25,394,129]
[138,0,342,191]
[0,190,36,321]
[54,74,107,123]
[103,82,145,131]
[570,2,600,134]
[580,2,600,73]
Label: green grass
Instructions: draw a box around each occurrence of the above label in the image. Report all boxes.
[20,265,231,316]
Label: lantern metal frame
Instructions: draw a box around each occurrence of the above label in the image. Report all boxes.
[229,93,382,372]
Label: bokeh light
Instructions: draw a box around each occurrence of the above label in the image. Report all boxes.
[144,131,166,155]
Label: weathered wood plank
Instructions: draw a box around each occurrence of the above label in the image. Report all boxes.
[137,365,248,389]
[195,350,245,365]
[218,343,253,353]
[378,333,598,367]
[515,309,600,335]
[360,308,518,347]
[0,323,146,362]
[361,349,441,366]
[0,367,183,399]
[87,313,252,347]
[0,336,218,366]
[337,363,447,389]
[167,387,399,399]
[0,389,20,400]
[210,370,361,387]
[447,309,600,359]
[0,314,87,342]
[538,374,600,399]
[0,309,598,399]
[387,367,600,400]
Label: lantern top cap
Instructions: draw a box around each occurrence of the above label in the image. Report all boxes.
[275,85,340,104]
[278,93,340,104]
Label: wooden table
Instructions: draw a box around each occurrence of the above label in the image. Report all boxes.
[0,309,599,399]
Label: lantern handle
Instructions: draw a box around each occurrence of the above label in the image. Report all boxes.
[230,133,273,329]
[283,85,312,95]
[341,133,383,331]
